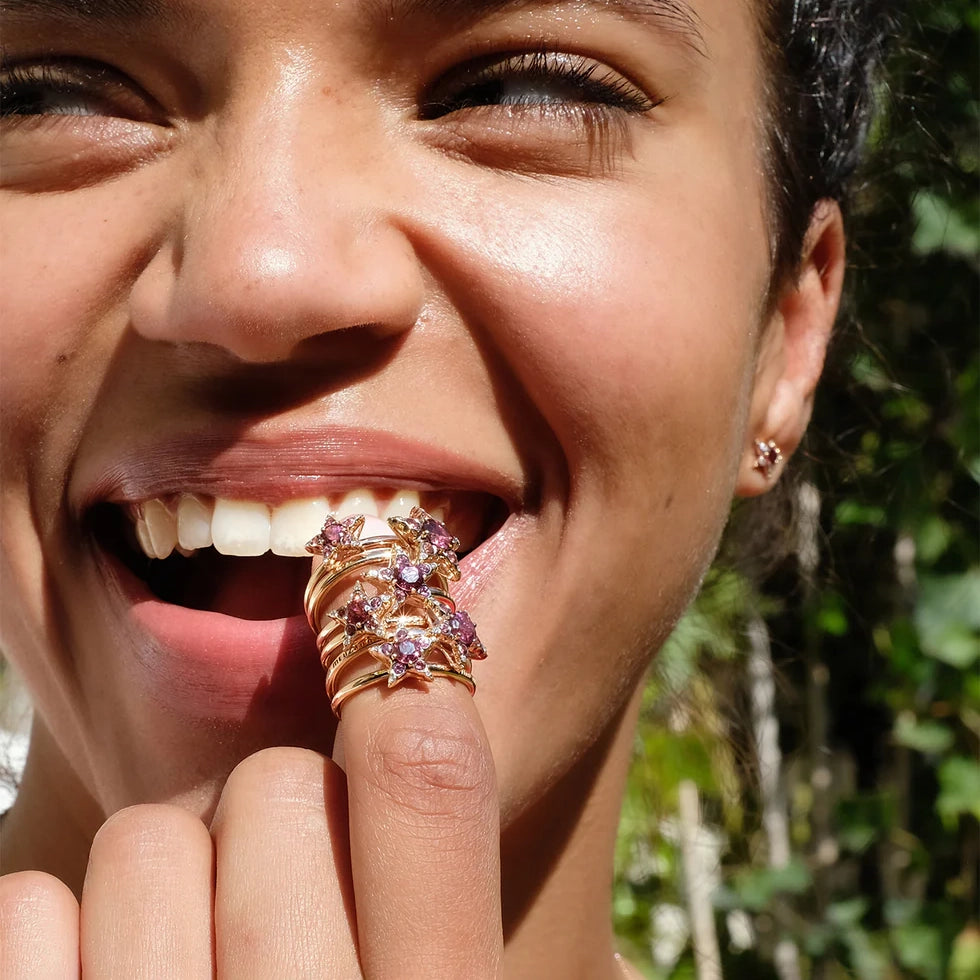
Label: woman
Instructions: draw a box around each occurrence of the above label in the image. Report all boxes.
[0,0,887,975]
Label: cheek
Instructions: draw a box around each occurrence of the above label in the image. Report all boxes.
[0,181,164,498]
[416,168,768,499]
[0,182,161,692]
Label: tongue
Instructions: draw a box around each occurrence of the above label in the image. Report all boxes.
[206,553,312,620]
[147,551,312,620]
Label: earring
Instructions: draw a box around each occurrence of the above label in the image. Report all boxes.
[753,439,783,479]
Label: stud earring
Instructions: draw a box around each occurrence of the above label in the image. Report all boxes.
[753,439,783,479]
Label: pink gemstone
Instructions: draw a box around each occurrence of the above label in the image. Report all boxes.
[345,597,374,631]
[422,518,455,551]
[450,611,477,647]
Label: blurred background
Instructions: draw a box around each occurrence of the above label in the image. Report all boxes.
[612,3,979,977]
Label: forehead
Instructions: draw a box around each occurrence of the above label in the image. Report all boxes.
[1,0,742,54]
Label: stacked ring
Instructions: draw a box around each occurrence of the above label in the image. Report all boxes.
[303,507,487,717]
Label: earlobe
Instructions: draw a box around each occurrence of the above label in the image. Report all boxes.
[735,201,846,497]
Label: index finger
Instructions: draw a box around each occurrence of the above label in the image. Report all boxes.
[341,679,502,980]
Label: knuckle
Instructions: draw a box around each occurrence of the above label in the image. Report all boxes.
[93,803,206,855]
[89,804,209,877]
[225,744,327,788]
[365,704,495,818]
[215,746,343,829]
[0,870,76,926]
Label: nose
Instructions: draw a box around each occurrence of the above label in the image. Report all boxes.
[129,89,425,364]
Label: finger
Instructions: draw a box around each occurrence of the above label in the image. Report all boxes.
[342,681,502,980]
[211,747,360,979]
[80,804,214,979]
[0,871,80,980]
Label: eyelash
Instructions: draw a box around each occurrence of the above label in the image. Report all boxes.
[420,50,657,119]
[0,58,160,122]
[1,50,655,121]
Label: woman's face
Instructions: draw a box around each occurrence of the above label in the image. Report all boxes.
[1,0,777,823]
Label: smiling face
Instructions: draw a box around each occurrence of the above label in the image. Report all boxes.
[1,0,813,841]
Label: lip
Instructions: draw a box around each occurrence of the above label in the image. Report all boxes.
[92,509,520,721]
[71,425,525,514]
[78,426,525,721]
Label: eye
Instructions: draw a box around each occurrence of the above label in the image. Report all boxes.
[420,50,657,119]
[0,58,163,123]
[0,57,172,191]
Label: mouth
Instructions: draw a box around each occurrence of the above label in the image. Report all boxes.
[88,488,507,622]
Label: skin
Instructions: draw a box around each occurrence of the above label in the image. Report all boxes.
[0,0,845,975]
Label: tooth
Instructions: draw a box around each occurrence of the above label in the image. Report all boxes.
[134,513,155,559]
[360,514,395,539]
[177,494,213,550]
[382,489,420,520]
[334,489,379,518]
[271,498,330,557]
[211,499,271,556]
[142,498,177,559]
[429,504,447,522]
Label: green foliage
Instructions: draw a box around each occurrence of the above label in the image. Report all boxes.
[614,4,979,977]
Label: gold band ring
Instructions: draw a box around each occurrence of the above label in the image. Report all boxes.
[331,666,476,717]
[303,507,486,717]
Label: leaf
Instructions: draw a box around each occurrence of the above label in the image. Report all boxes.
[948,925,980,980]
[915,570,980,668]
[893,712,955,754]
[827,898,870,928]
[817,591,850,636]
[937,756,980,828]
[892,922,944,980]
[835,500,887,527]
[912,190,980,261]
[727,860,812,911]
[915,515,953,565]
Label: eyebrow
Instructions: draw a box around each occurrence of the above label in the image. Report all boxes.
[385,0,707,55]
[2,0,160,17]
[2,0,707,56]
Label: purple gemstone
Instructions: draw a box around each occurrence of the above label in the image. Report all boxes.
[323,521,345,544]
[422,518,455,551]
[450,611,478,647]
[391,662,407,677]
[389,554,432,593]
[345,597,374,631]
[397,639,417,660]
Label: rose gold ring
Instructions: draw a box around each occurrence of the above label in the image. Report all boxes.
[331,667,476,717]
[303,507,487,717]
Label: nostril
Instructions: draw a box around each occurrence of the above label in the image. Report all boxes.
[129,193,425,365]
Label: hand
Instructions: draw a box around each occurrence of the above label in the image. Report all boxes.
[0,681,503,978]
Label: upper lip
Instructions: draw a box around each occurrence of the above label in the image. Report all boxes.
[71,425,524,515]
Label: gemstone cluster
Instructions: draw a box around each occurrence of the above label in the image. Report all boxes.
[306,506,485,689]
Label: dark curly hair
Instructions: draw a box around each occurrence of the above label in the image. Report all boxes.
[720,1,896,574]
[759,0,895,286]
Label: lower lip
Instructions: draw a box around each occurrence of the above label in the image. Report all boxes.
[94,515,520,722]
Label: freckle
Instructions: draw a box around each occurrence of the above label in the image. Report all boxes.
[321,85,332,97]
[56,352,70,364]
[664,492,674,511]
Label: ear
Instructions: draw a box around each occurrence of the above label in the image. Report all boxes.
[735,201,846,497]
